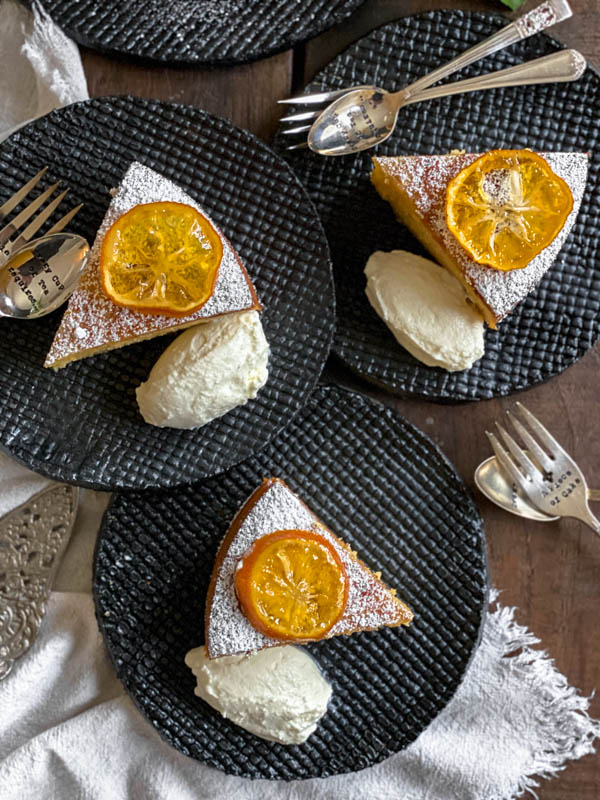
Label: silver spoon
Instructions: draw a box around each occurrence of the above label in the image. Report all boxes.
[474,455,600,522]
[308,48,586,156]
[0,232,89,319]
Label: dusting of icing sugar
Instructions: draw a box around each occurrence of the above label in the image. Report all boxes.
[376,152,588,322]
[44,162,256,367]
[207,480,412,659]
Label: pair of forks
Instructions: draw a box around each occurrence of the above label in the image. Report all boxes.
[0,167,81,266]
[487,403,600,535]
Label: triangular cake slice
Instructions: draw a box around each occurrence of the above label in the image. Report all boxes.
[205,477,413,659]
[371,152,588,328]
[45,162,261,368]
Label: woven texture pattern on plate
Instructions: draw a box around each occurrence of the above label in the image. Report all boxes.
[28,0,366,66]
[0,97,334,490]
[273,11,600,402]
[94,384,488,780]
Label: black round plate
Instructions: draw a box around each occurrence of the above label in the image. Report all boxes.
[0,97,334,490]
[273,11,600,402]
[94,384,488,780]
[29,0,367,66]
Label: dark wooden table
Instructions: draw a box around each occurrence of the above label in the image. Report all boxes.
[80,1,599,796]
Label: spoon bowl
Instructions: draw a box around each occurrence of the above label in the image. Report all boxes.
[0,232,89,319]
[475,455,558,522]
[308,88,397,156]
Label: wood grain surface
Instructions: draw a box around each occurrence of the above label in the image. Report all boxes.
[81,1,599,795]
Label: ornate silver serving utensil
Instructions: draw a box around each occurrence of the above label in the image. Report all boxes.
[0,484,79,679]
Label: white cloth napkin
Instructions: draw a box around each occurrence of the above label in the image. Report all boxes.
[0,452,598,800]
[0,0,88,142]
[0,5,598,798]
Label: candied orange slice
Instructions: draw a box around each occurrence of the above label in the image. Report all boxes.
[100,201,223,316]
[235,529,348,641]
[445,150,573,271]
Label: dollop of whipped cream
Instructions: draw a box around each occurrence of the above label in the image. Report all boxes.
[184,645,332,745]
[136,310,269,428]
[365,250,485,372]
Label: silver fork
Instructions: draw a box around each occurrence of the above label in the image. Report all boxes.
[486,402,600,535]
[0,167,83,265]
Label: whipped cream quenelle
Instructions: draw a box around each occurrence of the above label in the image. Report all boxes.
[184,645,332,745]
[136,310,269,428]
[365,250,485,372]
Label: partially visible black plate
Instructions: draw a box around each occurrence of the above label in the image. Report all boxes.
[94,384,488,780]
[0,97,334,490]
[274,11,600,402]
[29,0,367,66]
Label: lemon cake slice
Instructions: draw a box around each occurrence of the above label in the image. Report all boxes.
[371,152,588,328]
[45,162,260,368]
[205,477,413,659]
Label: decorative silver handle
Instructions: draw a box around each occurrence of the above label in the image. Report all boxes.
[0,484,79,680]
[403,49,586,106]
[401,0,573,100]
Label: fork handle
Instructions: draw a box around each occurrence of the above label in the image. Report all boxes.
[400,0,572,100]
[401,49,585,106]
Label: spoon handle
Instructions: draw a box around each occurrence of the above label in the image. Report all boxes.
[400,0,572,101]
[401,49,585,106]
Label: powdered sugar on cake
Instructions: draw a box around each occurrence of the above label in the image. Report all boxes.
[45,162,257,367]
[376,153,588,322]
[207,480,410,659]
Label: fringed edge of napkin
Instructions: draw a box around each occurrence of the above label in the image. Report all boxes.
[487,589,600,800]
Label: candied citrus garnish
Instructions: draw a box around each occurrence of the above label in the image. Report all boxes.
[445,149,573,271]
[100,201,223,316]
[235,529,348,641]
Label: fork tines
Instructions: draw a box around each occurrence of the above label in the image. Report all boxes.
[486,428,533,493]
[0,168,83,259]
[277,84,369,150]
[486,401,576,497]
[486,402,600,532]
[277,86,359,105]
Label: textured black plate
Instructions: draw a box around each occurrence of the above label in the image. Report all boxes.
[0,97,334,490]
[94,384,488,780]
[273,11,600,402]
[29,0,366,66]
